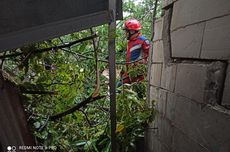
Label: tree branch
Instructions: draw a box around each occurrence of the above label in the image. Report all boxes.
[0,34,98,59]
[38,116,50,132]
[38,73,78,87]
[90,104,110,113]
[79,109,92,127]
[62,49,146,66]
[62,48,95,60]
[21,90,56,95]
[49,95,106,121]
[90,28,100,97]
[16,51,33,70]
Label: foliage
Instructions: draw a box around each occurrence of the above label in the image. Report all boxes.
[0,0,161,151]
[115,83,155,152]
[71,82,155,152]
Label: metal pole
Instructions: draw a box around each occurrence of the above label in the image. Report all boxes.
[108,0,116,152]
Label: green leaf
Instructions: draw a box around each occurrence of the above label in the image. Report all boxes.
[33,122,41,129]
[76,140,87,146]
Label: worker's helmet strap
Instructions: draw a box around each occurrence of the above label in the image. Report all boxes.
[127,30,138,40]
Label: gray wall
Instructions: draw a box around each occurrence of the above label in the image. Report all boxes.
[146,0,230,151]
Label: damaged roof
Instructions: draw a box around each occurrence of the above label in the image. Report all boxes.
[0,0,122,51]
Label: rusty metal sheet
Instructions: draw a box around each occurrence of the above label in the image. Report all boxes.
[0,78,35,151]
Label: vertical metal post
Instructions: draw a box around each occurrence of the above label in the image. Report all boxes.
[108,0,116,152]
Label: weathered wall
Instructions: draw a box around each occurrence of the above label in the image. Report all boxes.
[0,77,35,151]
[146,0,230,151]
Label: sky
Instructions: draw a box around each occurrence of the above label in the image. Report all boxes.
[123,0,144,17]
[124,0,143,5]
[134,0,143,4]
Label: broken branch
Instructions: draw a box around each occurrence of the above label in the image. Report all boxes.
[90,28,100,97]
[0,34,98,59]
[49,95,106,121]
[21,90,56,95]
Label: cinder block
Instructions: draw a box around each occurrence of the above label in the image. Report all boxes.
[222,66,230,106]
[173,95,192,134]
[149,86,159,108]
[162,0,177,9]
[148,111,159,130]
[148,113,173,152]
[204,61,226,105]
[162,8,173,64]
[174,95,230,152]
[145,129,159,152]
[150,63,163,87]
[175,62,226,104]
[165,92,177,121]
[159,117,173,149]
[208,109,230,150]
[201,15,230,60]
[200,105,230,152]
[153,18,163,42]
[175,63,207,103]
[145,125,168,152]
[161,64,177,92]
[156,89,167,115]
[151,135,161,152]
[171,22,205,58]
[172,127,210,152]
[152,40,164,63]
[171,0,230,30]
[159,144,171,152]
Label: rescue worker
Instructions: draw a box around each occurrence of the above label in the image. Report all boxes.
[120,18,150,85]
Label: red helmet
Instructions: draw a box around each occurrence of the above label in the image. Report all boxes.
[124,19,141,31]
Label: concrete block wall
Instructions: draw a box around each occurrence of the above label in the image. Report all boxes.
[146,0,230,151]
[171,0,230,60]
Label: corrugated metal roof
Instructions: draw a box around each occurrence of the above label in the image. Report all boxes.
[0,0,122,51]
